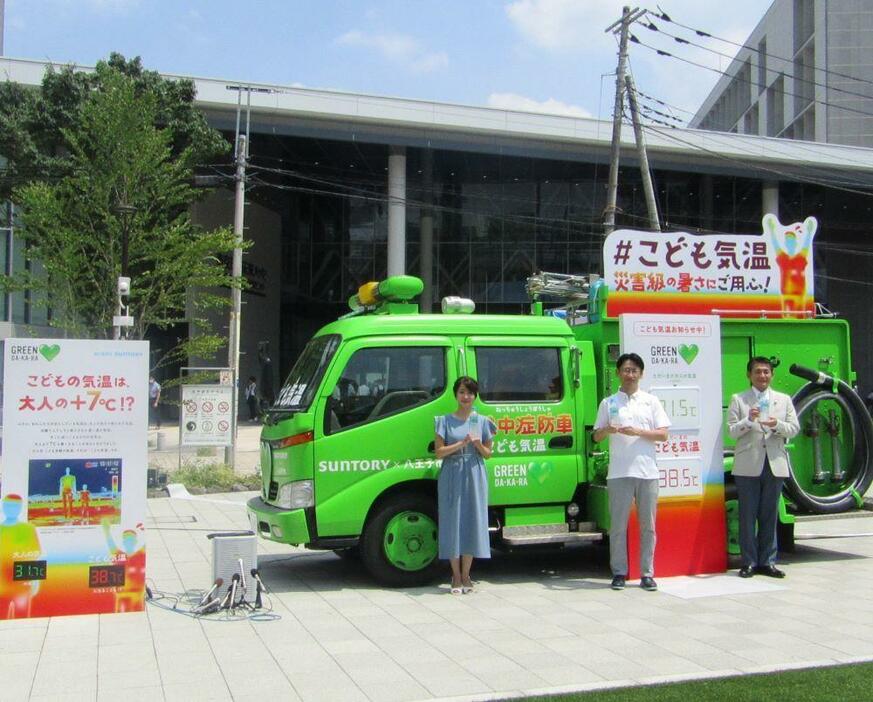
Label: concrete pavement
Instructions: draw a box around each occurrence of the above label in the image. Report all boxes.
[147,421,263,476]
[4,491,873,701]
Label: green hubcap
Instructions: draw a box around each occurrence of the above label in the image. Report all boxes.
[383,510,438,571]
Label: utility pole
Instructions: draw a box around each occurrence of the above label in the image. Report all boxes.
[225,133,246,468]
[625,73,661,232]
[603,6,647,235]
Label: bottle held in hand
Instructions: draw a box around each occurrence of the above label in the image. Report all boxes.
[468,411,482,441]
[608,396,621,428]
[757,395,770,423]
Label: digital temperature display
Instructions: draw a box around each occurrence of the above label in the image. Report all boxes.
[650,386,701,431]
[13,560,47,581]
[88,564,126,588]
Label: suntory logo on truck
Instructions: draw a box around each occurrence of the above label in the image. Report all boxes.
[318,458,441,472]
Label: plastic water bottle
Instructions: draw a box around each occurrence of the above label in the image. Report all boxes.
[758,394,770,423]
[608,396,620,428]
[469,411,482,441]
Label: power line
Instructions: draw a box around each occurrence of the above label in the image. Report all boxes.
[651,6,873,90]
[641,19,873,106]
[630,34,873,123]
[639,120,873,199]
[632,87,695,115]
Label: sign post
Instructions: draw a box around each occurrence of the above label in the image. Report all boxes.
[178,367,234,469]
[0,339,148,619]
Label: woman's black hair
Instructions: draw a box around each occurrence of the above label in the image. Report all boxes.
[453,376,479,396]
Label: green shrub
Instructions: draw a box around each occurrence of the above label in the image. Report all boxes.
[171,463,260,491]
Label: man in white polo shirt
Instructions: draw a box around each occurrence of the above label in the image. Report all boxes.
[593,353,671,592]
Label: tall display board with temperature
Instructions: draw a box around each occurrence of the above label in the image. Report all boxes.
[619,315,726,577]
[0,339,148,619]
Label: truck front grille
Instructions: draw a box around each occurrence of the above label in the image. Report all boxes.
[268,481,278,501]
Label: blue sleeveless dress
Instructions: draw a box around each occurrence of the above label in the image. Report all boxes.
[435,414,493,560]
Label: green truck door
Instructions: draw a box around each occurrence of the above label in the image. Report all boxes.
[466,337,579,505]
[312,336,455,537]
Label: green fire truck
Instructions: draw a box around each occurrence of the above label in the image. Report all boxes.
[247,273,873,586]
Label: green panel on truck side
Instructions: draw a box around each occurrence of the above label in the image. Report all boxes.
[504,505,566,527]
[587,484,610,531]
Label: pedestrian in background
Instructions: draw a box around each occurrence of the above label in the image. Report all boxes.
[148,375,161,428]
[434,376,494,594]
[245,375,259,422]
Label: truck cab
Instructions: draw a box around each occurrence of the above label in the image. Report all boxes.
[247,276,603,586]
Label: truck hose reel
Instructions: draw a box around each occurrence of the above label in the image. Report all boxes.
[787,364,873,513]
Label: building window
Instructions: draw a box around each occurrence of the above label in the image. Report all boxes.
[767,74,785,136]
[757,38,767,92]
[475,347,562,403]
[793,0,814,52]
[326,346,446,432]
[743,103,760,135]
[793,43,815,117]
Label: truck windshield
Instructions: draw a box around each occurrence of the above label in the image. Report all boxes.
[273,334,341,411]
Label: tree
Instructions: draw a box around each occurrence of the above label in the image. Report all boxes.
[0,54,240,366]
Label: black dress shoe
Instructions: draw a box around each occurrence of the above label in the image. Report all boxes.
[738,566,755,578]
[755,565,786,578]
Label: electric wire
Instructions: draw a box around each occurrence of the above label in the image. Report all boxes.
[206,154,873,246]
[145,577,281,622]
[638,120,873,199]
[640,18,873,105]
[625,110,873,187]
[630,34,873,123]
[651,6,873,89]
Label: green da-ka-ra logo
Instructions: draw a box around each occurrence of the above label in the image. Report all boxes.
[493,460,554,488]
[678,343,699,365]
[39,344,61,361]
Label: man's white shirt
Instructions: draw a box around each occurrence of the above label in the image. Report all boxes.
[594,389,671,480]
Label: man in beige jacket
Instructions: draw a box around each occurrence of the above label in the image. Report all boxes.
[727,357,800,578]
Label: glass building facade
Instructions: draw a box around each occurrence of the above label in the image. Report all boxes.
[236,132,873,392]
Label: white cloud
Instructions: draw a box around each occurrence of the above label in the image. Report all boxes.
[411,52,449,73]
[488,92,592,118]
[336,30,448,73]
[505,0,760,55]
[503,1,764,117]
[506,0,621,51]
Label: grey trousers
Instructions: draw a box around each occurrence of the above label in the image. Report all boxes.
[608,477,659,577]
[734,457,784,568]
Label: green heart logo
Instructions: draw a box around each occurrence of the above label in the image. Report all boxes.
[39,344,61,361]
[528,460,554,486]
[678,344,699,365]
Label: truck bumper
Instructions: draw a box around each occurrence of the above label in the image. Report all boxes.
[247,496,310,545]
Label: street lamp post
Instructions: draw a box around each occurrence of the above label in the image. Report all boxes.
[112,201,137,340]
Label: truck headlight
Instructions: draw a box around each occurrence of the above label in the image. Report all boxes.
[277,480,314,509]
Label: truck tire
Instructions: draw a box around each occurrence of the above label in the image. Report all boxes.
[360,492,442,587]
[787,365,873,514]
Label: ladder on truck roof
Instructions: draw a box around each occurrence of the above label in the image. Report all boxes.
[526,271,602,323]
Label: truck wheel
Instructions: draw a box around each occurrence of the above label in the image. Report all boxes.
[360,492,441,587]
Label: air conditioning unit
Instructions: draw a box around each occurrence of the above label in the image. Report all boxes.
[208,531,258,604]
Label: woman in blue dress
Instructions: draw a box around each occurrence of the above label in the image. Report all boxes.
[434,376,494,594]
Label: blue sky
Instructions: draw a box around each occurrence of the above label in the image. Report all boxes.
[4,0,770,123]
